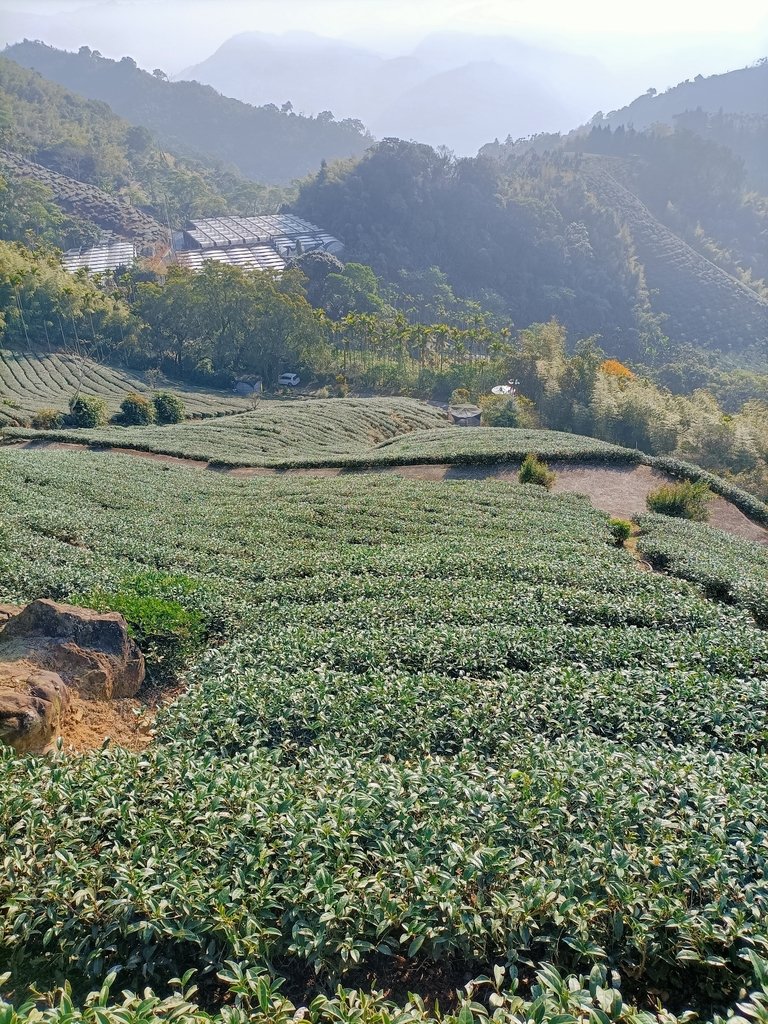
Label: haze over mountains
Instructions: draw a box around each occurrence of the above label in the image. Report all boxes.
[1,0,765,154]
[177,31,606,154]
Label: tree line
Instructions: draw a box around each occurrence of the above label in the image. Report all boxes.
[2,236,766,500]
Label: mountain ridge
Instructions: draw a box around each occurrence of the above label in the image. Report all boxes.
[177,29,604,153]
[3,39,372,184]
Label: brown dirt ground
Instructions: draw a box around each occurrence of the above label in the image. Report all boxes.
[356,461,768,545]
[5,441,767,545]
[0,666,147,754]
[549,462,768,545]
[55,679,184,754]
[61,693,153,752]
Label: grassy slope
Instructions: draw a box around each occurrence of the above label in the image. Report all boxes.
[0,349,250,423]
[1,450,768,1019]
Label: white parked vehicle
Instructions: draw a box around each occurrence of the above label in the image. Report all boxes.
[277,372,300,387]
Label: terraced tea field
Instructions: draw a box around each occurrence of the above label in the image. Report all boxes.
[639,511,768,624]
[0,419,676,468]
[0,149,168,248]
[1,448,768,1021]
[7,396,449,462]
[10,415,767,534]
[0,349,250,423]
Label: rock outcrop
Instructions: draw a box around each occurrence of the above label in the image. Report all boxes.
[0,600,145,699]
[0,600,145,753]
[0,668,70,754]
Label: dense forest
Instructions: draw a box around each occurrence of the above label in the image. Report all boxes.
[598,59,768,131]
[3,40,372,184]
[480,63,768,193]
[292,136,768,368]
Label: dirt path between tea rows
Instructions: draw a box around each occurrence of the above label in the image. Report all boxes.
[7,439,768,545]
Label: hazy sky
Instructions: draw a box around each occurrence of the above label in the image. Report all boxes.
[1,0,766,102]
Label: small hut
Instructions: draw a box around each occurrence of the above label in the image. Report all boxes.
[233,374,263,397]
[448,404,482,427]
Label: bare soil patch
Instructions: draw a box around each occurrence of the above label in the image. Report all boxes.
[549,462,768,545]
[63,692,153,752]
[59,679,184,754]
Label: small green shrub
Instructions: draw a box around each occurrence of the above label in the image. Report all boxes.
[119,391,154,426]
[519,453,555,489]
[481,395,519,427]
[450,387,472,406]
[67,394,107,428]
[646,480,713,521]
[153,391,186,424]
[30,407,64,430]
[71,571,205,683]
[334,374,350,398]
[609,518,633,545]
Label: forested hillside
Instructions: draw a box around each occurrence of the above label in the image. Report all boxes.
[0,54,294,241]
[480,62,768,192]
[581,161,765,357]
[0,149,168,249]
[599,59,768,131]
[3,40,372,184]
[293,137,768,367]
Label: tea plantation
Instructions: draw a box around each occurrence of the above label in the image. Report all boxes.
[0,349,249,424]
[639,512,768,625]
[1,450,768,1022]
[6,397,449,463]
[9,415,767,528]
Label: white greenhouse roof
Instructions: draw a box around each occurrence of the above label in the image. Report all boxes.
[175,245,287,273]
[184,215,342,254]
[62,240,136,274]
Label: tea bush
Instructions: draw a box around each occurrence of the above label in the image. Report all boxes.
[608,518,632,545]
[5,414,768,533]
[71,573,207,684]
[0,450,767,1019]
[118,391,154,426]
[518,452,555,488]
[9,957,768,1024]
[153,391,186,424]
[646,479,713,520]
[67,394,107,428]
[30,407,63,430]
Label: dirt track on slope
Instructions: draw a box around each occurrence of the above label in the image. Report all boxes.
[7,439,768,545]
